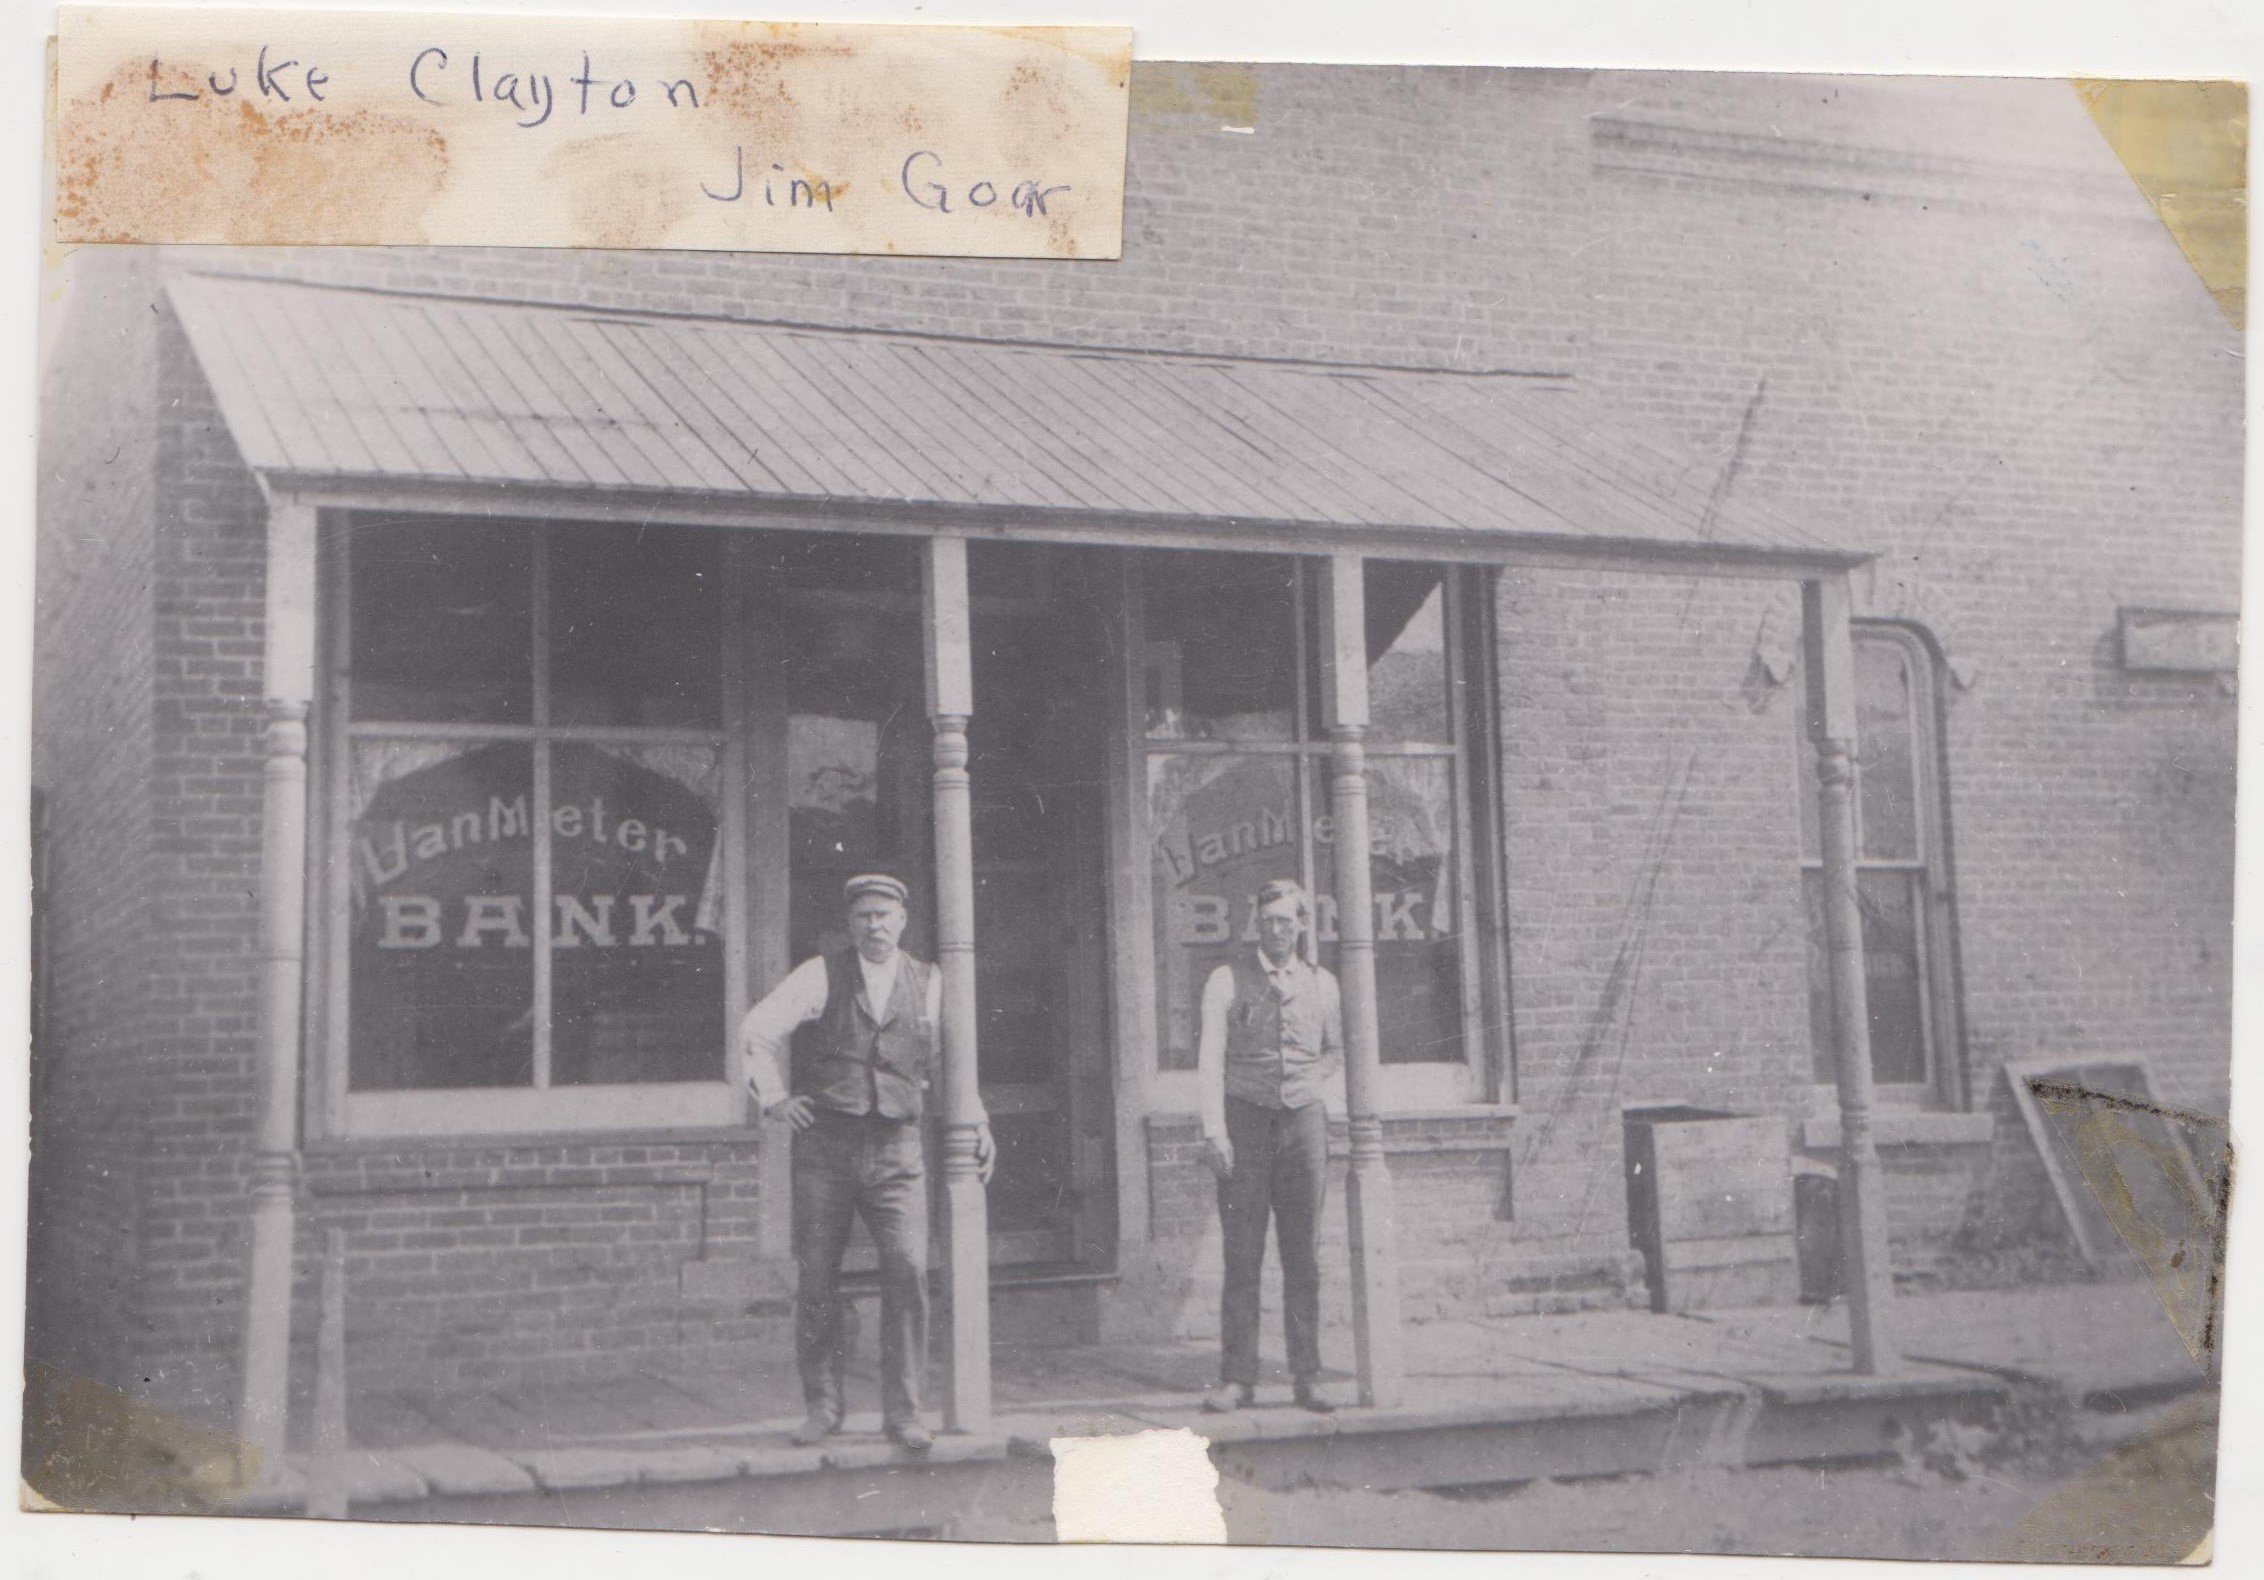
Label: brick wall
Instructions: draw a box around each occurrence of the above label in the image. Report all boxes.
[30,248,164,1394]
[1492,567,1814,1287]
[296,1138,776,1399]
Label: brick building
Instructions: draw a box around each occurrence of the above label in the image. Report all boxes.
[29,66,2240,1451]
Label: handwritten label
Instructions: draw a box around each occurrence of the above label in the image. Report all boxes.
[54,7,1130,256]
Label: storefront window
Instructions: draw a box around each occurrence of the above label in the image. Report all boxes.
[1142,554,1486,1087]
[339,519,733,1115]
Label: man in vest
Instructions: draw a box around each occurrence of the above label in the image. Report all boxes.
[1197,877,1343,1414]
[743,873,993,1452]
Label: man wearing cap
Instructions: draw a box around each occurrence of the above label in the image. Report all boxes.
[742,873,993,1452]
[1197,877,1343,1414]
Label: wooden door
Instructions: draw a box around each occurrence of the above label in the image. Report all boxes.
[968,549,1115,1270]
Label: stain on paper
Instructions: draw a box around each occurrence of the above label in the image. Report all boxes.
[1131,62,1260,133]
[1989,1390,2218,1564]
[2074,79,2247,327]
[20,1362,260,1514]
[2026,1075,2232,1376]
[53,7,1130,257]
[56,56,450,245]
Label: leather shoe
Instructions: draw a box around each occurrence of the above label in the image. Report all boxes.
[1292,1379,1338,1414]
[1201,1382,1254,1414]
[790,1405,844,1446]
[887,1419,934,1453]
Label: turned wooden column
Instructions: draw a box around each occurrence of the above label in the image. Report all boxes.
[1801,574,1898,1374]
[1319,552,1405,1407]
[922,534,992,1432]
[239,501,319,1473]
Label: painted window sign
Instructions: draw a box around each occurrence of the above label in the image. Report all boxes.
[347,728,726,1090]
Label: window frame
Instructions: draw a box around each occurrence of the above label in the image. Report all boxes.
[1796,620,1967,1109]
[1135,554,1504,1111]
[315,513,749,1140]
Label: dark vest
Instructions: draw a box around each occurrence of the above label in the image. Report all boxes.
[792,948,938,1122]
[1222,954,1340,1110]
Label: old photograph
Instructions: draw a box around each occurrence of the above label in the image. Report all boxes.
[23,53,2241,1564]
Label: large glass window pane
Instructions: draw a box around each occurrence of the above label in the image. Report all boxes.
[1307,563,1454,744]
[1855,640,1921,861]
[549,523,723,728]
[549,743,726,1086]
[351,521,532,724]
[1149,754,1300,1070]
[349,739,535,1090]
[1803,869,1929,1085]
[1316,757,1465,1064]
[1141,552,1298,742]
[1366,566,1453,744]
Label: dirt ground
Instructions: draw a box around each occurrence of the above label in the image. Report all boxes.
[953,1392,2218,1562]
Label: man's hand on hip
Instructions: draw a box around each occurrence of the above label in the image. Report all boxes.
[766,1096,818,1131]
[973,1121,997,1185]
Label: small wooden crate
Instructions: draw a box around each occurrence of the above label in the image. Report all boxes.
[1625,1107,1799,1312]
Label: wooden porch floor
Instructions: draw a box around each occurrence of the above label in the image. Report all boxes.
[259,1279,2205,1514]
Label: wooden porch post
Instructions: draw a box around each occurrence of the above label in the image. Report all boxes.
[1319,552,1406,1407]
[1801,573,1898,1374]
[923,534,992,1432]
[239,500,319,1473]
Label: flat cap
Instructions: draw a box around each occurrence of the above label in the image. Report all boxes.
[843,872,910,907]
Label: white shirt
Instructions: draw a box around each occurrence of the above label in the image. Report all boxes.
[740,951,949,1112]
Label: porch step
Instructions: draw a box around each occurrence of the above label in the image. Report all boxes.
[998,1364,2016,1493]
[229,1421,1014,1530]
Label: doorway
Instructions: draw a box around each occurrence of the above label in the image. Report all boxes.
[967,542,1118,1270]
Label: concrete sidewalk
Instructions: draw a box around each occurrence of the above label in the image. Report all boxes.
[238,1277,2208,1520]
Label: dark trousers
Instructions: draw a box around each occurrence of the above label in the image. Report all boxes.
[791,1112,929,1428]
[1217,1095,1329,1386]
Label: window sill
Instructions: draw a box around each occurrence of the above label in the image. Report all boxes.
[1148,1106,1518,1156]
[304,1122,762,1160]
[1801,1111,1995,1149]
[330,1082,747,1143]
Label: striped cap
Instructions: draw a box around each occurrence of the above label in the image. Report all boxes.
[843,873,910,907]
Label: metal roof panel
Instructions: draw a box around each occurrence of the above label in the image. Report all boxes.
[164,275,1858,564]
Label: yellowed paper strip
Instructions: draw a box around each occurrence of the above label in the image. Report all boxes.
[55,7,1130,256]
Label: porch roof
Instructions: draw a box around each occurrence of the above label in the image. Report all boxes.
[169,274,1864,570]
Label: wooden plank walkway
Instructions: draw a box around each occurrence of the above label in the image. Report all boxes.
[243,1278,2201,1518]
